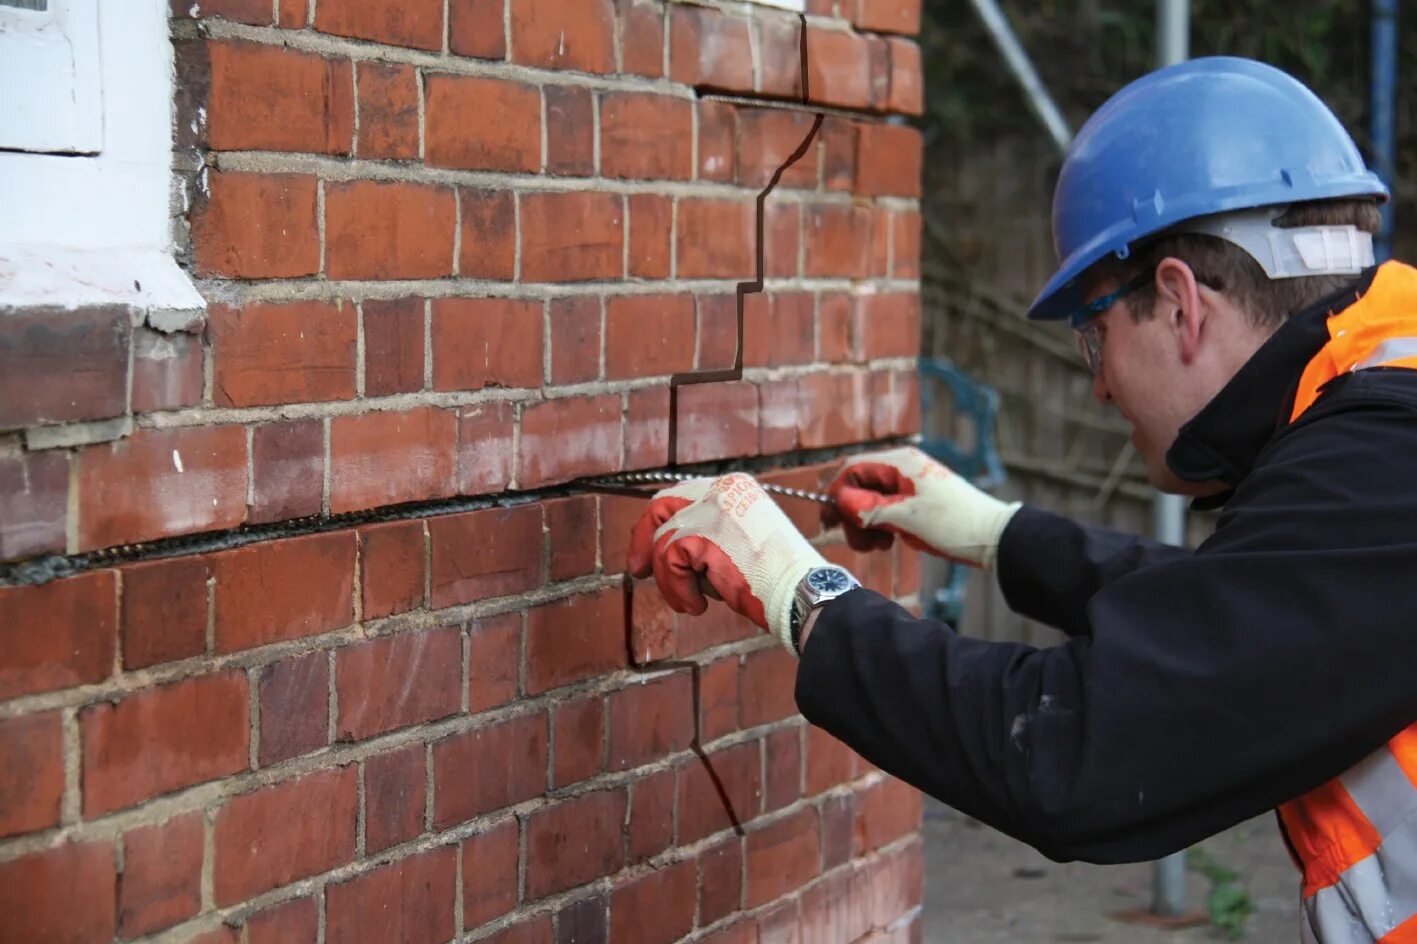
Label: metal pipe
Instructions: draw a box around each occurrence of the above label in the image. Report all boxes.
[1371,0,1397,261]
[1152,0,1191,919]
[965,0,1074,155]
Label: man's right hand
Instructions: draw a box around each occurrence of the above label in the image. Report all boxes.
[824,446,1021,570]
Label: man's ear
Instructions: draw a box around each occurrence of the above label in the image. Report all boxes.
[1153,257,1204,364]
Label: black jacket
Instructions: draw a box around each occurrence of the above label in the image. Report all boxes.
[797,268,1417,863]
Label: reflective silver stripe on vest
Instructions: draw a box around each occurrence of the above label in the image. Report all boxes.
[1300,745,1417,942]
[1354,337,1417,372]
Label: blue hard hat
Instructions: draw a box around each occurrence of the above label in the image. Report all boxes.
[1027,56,1389,322]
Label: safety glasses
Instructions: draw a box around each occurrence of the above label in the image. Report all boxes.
[1070,265,1155,375]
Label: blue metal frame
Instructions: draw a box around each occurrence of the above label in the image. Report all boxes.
[916,358,1007,625]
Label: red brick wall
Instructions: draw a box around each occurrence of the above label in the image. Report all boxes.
[0,0,925,940]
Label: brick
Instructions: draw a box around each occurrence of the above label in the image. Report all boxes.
[856,122,923,197]
[485,915,553,944]
[526,788,627,899]
[432,298,543,391]
[618,0,664,78]
[521,191,624,282]
[866,35,892,111]
[806,726,858,794]
[699,839,744,925]
[360,520,424,619]
[821,791,857,867]
[0,712,63,838]
[868,840,925,927]
[821,118,858,192]
[250,418,324,523]
[625,386,670,470]
[599,495,640,576]
[132,328,204,413]
[246,898,318,944]
[606,294,695,379]
[458,188,517,279]
[819,292,854,362]
[805,203,874,278]
[677,600,758,658]
[526,589,626,694]
[630,579,676,665]
[363,297,426,397]
[0,451,66,559]
[766,727,802,812]
[432,713,547,827]
[120,557,207,670]
[602,92,693,180]
[450,0,507,59]
[316,0,443,49]
[329,406,457,512]
[511,0,614,73]
[610,858,695,944]
[327,846,456,944]
[212,301,355,407]
[212,531,355,652]
[357,61,420,160]
[519,394,621,487]
[740,647,799,728]
[759,13,805,99]
[677,198,753,278]
[628,193,672,279]
[215,767,357,904]
[886,37,923,114]
[549,296,602,384]
[429,505,542,607]
[697,100,736,182]
[192,172,319,277]
[806,27,871,109]
[362,745,426,854]
[855,776,922,851]
[82,671,249,816]
[797,371,871,447]
[678,741,761,844]
[552,693,603,788]
[545,495,598,581]
[700,921,757,944]
[174,0,271,22]
[695,293,738,372]
[765,202,801,279]
[467,613,521,713]
[119,812,202,937]
[276,0,305,27]
[0,305,127,430]
[456,401,516,495]
[759,379,801,455]
[676,380,759,464]
[426,74,540,172]
[744,292,815,368]
[462,817,519,926]
[556,894,608,944]
[799,867,872,944]
[669,5,752,92]
[747,807,820,906]
[738,109,818,190]
[696,655,738,743]
[337,627,461,740]
[0,841,115,944]
[547,85,595,176]
[257,650,327,767]
[892,210,922,279]
[608,672,693,770]
[325,180,456,279]
[871,369,918,439]
[627,767,674,863]
[207,41,353,153]
[852,0,922,35]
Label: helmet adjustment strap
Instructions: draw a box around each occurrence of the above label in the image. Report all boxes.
[1179,207,1375,280]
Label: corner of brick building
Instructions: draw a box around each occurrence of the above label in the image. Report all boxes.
[0,0,928,941]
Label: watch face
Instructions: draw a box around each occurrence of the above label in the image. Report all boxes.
[808,567,853,594]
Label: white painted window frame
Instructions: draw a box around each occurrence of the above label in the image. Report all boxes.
[0,0,205,314]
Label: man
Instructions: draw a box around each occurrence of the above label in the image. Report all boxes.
[628,57,1417,942]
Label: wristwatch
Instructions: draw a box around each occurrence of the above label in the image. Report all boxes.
[789,565,861,654]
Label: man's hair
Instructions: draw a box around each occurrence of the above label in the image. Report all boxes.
[1094,198,1382,329]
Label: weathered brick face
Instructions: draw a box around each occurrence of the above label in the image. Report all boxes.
[1,0,926,940]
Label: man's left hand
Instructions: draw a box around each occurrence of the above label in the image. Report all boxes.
[627,473,827,651]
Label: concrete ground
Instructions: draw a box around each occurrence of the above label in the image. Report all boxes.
[919,796,1301,942]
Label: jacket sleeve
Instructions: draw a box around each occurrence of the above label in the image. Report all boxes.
[994,506,1193,637]
[796,395,1417,864]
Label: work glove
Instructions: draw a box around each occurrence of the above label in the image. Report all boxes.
[627,473,828,651]
[825,446,1021,570]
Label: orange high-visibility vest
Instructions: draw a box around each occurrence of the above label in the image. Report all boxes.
[1279,260,1417,943]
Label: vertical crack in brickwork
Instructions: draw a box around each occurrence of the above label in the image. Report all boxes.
[666,13,825,465]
